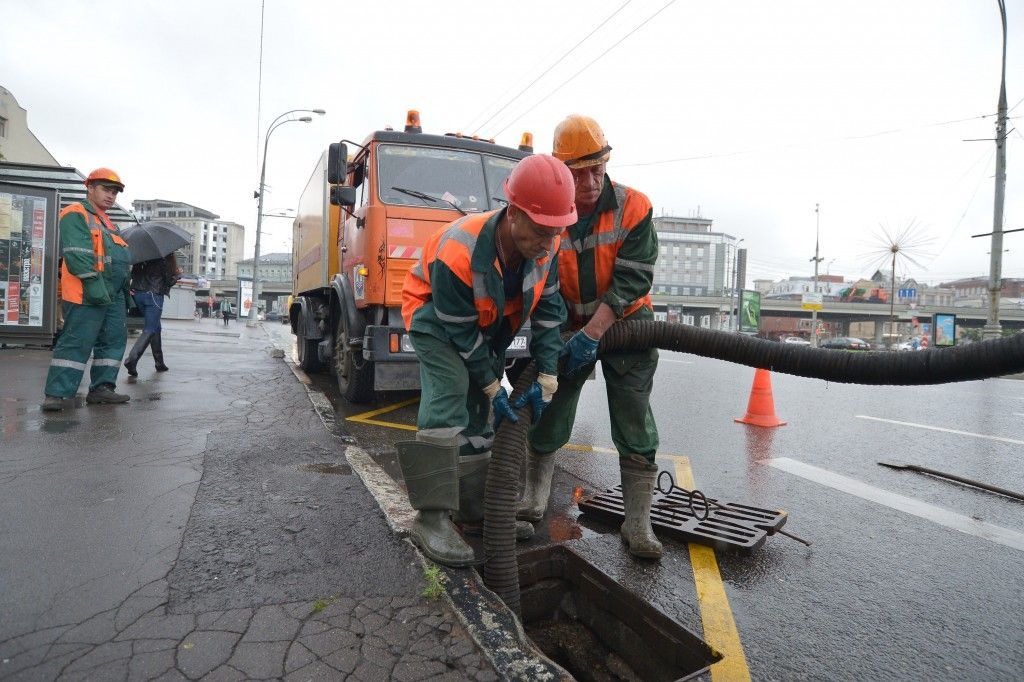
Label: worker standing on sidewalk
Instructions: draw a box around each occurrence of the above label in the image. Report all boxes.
[41,168,133,411]
[398,154,575,567]
[517,115,664,560]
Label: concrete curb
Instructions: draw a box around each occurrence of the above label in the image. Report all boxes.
[276,344,570,680]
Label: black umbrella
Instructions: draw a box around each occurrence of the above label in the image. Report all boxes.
[120,221,192,264]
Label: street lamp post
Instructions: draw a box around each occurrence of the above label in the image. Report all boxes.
[248,108,325,327]
[730,238,744,331]
[984,0,1008,339]
[809,204,824,347]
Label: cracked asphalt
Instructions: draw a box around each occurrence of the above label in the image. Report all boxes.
[0,320,499,681]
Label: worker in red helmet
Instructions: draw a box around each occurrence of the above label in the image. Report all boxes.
[398,153,574,567]
[42,168,133,411]
[517,115,664,560]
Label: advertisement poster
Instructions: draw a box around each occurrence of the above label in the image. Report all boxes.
[238,278,253,317]
[934,313,956,347]
[739,290,761,333]
[0,191,48,327]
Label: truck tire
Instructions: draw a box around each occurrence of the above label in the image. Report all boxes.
[335,314,374,403]
[296,312,323,373]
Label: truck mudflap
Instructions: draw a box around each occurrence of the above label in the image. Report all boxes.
[362,325,533,392]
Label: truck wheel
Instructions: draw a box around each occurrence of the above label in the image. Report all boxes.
[296,320,323,373]
[335,318,374,403]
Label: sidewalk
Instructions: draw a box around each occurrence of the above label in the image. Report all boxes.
[0,319,499,681]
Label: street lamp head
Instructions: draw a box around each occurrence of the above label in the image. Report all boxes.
[298,116,313,122]
[312,109,326,115]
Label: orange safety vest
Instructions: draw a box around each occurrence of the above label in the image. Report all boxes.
[59,204,129,304]
[402,212,558,334]
[558,183,652,327]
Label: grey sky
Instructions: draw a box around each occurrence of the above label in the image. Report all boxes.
[3,0,1021,285]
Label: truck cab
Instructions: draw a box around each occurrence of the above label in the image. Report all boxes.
[290,112,533,403]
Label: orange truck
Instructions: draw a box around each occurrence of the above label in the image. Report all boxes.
[289,111,533,403]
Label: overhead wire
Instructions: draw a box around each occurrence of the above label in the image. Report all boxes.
[466,0,635,136]
[489,0,679,138]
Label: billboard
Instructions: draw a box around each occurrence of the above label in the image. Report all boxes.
[739,290,761,333]
[238,277,253,317]
[934,313,956,347]
[0,182,57,344]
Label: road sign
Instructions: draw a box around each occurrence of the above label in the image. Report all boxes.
[899,288,917,299]
[801,292,823,311]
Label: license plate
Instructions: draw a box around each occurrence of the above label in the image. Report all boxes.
[509,336,527,350]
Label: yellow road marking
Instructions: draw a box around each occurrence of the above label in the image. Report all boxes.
[346,397,419,430]
[671,455,750,681]
[343,412,748,677]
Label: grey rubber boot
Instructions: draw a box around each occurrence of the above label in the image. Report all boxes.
[619,454,663,560]
[516,448,555,522]
[151,332,168,371]
[455,452,535,541]
[123,332,153,377]
[395,438,475,567]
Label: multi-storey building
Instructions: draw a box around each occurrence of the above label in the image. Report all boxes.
[131,199,244,280]
[236,252,292,284]
[651,214,745,296]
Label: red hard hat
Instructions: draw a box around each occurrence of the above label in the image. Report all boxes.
[503,154,576,229]
[85,167,125,191]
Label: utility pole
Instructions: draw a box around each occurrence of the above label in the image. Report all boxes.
[810,204,824,347]
[984,0,1008,339]
[730,238,744,331]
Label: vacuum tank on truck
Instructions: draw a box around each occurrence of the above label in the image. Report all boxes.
[289,111,534,403]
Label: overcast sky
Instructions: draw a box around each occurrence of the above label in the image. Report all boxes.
[3,1,1022,287]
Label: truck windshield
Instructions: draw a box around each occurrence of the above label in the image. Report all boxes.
[377,144,517,213]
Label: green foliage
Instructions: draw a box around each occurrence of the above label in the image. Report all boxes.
[422,564,444,600]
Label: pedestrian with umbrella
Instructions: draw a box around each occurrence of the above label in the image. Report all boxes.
[119,221,189,376]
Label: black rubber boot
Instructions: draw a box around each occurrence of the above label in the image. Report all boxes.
[151,332,168,372]
[123,332,153,377]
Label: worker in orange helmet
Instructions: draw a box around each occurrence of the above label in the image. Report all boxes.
[42,168,133,411]
[398,154,574,567]
[518,115,664,560]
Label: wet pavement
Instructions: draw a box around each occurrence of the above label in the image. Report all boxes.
[0,320,504,681]
[262,317,1024,682]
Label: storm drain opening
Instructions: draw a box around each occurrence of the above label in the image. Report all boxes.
[518,545,721,681]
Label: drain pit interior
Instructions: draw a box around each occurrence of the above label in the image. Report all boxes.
[518,545,721,681]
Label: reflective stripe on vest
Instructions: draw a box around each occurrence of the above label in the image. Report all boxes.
[402,212,555,334]
[58,204,127,304]
[558,183,652,324]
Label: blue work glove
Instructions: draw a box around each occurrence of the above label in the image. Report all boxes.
[491,386,519,431]
[561,329,599,376]
[513,373,557,422]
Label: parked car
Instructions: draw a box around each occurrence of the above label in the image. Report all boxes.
[820,336,871,350]
[265,310,281,322]
[782,336,811,346]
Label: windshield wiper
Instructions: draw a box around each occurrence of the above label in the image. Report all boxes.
[390,186,466,215]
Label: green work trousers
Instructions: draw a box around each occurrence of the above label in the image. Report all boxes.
[528,345,660,464]
[412,331,504,457]
[44,301,128,398]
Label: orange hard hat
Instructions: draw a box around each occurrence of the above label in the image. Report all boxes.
[552,114,611,169]
[503,154,577,229]
[85,167,125,191]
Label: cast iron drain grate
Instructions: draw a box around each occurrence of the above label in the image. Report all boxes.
[579,481,787,552]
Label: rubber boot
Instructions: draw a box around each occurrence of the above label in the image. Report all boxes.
[123,332,153,377]
[395,438,475,567]
[516,448,555,522]
[151,332,169,372]
[619,454,663,560]
[455,452,534,541]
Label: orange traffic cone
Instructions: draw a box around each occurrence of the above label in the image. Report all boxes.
[734,368,787,427]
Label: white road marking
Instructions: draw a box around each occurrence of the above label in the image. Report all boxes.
[856,415,1024,446]
[764,457,1024,553]
[660,358,694,364]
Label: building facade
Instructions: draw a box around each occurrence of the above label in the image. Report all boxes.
[236,252,292,283]
[0,86,59,165]
[651,214,744,297]
[132,199,244,280]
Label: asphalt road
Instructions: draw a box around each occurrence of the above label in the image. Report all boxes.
[266,320,1024,682]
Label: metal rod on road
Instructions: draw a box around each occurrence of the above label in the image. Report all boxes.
[877,461,1024,503]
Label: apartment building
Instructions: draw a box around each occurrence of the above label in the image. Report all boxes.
[132,199,244,280]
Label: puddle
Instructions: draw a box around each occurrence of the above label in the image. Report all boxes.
[298,462,352,476]
[519,545,720,681]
